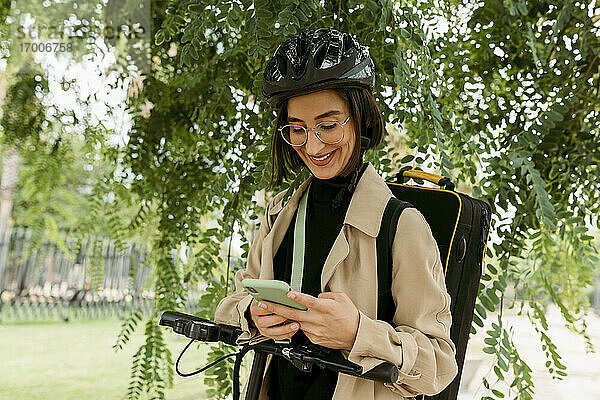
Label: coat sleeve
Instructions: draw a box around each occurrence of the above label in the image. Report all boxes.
[347,208,458,397]
[213,198,275,346]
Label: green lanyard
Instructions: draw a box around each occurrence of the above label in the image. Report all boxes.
[290,184,309,292]
[274,185,309,344]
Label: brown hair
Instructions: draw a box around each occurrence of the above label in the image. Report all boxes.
[268,86,384,188]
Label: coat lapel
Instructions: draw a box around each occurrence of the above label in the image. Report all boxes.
[320,228,350,290]
[321,164,392,289]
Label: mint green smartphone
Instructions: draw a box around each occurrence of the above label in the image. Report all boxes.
[241,279,307,311]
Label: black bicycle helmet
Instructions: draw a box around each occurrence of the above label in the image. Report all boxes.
[262,28,375,107]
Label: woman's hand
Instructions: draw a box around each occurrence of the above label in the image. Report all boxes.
[259,291,360,350]
[248,299,300,341]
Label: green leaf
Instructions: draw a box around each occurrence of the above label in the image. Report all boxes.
[476,303,488,319]
[486,288,499,305]
[172,14,187,26]
[554,358,567,370]
[540,117,556,129]
[520,156,557,230]
[494,365,504,380]
[502,334,511,349]
[556,370,568,377]
[256,9,274,19]
[472,312,485,327]
[483,377,490,389]
[481,295,496,312]
[498,355,509,371]
[296,8,308,22]
[500,345,511,360]
[279,9,292,21]
[155,30,165,46]
[366,0,380,13]
[188,4,204,13]
[546,110,564,122]
[188,44,199,60]
[493,279,506,292]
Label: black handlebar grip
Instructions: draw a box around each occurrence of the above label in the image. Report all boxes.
[159,311,208,328]
[360,362,399,383]
[218,324,243,346]
[159,311,242,345]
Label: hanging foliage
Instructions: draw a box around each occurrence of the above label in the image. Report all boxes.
[1,0,598,399]
[123,1,599,398]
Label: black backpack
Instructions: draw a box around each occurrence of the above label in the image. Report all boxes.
[376,170,492,400]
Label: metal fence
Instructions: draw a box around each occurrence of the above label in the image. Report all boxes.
[0,226,154,321]
[0,226,246,322]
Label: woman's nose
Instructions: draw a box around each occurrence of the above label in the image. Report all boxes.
[304,129,326,155]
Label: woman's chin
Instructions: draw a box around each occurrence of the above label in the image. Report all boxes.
[311,170,336,179]
[306,163,340,179]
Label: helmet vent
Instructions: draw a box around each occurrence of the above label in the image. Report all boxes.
[298,36,309,59]
[275,55,287,78]
[313,43,328,69]
[342,35,353,56]
[292,56,308,79]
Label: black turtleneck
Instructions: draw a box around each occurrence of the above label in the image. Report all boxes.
[268,163,368,400]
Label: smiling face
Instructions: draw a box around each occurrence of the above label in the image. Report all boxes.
[286,90,357,180]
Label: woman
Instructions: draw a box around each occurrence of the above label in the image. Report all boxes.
[215,28,457,399]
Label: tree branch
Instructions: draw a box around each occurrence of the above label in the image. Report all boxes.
[574,52,600,98]
[571,14,600,33]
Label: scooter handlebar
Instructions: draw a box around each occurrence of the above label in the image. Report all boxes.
[160,310,400,384]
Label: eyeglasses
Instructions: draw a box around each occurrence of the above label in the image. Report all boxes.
[278,116,351,147]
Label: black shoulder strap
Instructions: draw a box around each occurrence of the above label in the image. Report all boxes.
[376,196,413,323]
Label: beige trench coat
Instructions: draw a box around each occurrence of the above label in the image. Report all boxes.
[214,163,458,399]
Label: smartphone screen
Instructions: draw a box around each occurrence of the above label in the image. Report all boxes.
[241,279,307,311]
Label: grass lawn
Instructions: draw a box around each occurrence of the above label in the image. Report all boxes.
[0,318,223,400]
